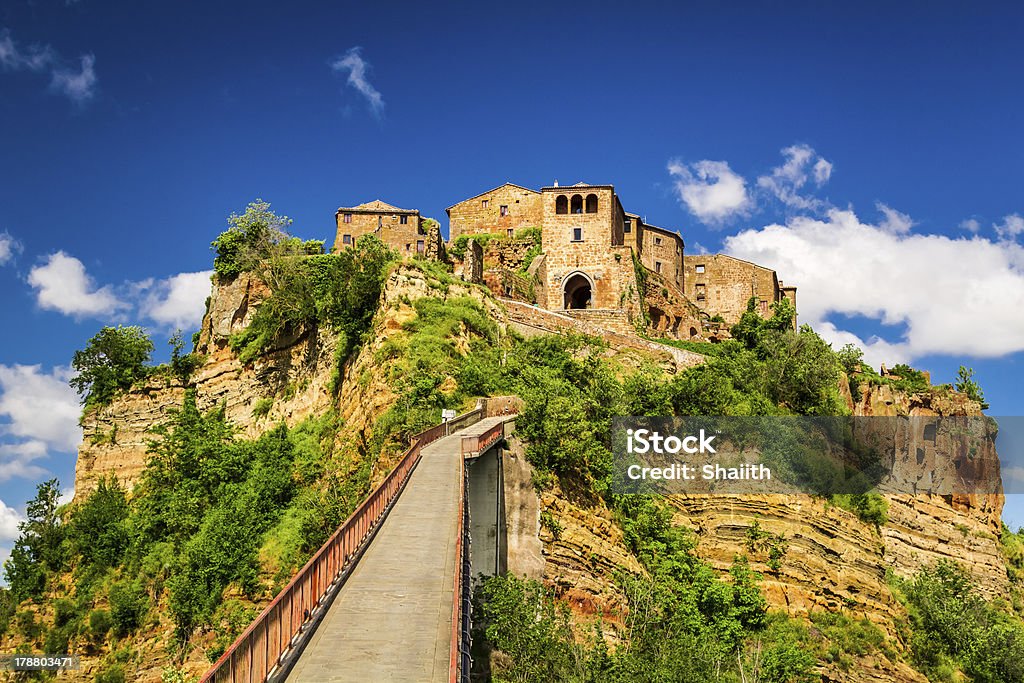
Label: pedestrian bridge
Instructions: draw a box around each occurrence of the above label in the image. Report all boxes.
[201,401,517,683]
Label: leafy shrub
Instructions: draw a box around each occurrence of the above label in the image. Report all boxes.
[251,398,273,418]
[899,560,1024,682]
[95,664,126,683]
[831,492,888,527]
[88,609,113,640]
[108,579,149,638]
[889,363,930,394]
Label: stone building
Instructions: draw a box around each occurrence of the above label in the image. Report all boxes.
[333,200,428,256]
[682,254,797,326]
[331,181,796,341]
[538,183,638,312]
[640,222,683,293]
[446,183,543,241]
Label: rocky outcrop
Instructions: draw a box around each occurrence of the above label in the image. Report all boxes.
[74,264,509,498]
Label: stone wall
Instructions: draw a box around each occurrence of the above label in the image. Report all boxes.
[683,253,791,326]
[447,183,542,240]
[500,298,705,370]
[460,238,484,284]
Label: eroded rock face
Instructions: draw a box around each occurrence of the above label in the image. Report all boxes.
[74,265,507,498]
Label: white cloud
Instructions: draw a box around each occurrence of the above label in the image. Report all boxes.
[724,208,1024,365]
[0,29,97,104]
[995,214,1024,241]
[50,53,96,104]
[960,218,981,234]
[0,232,21,265]
[0,500,21,544]
[667,159,752,224]
[756,144,833,211]
[0,364,81,453]
[28,251,126,317]
[876,202,915,234]
[139,270,213,330]
[330,47,384,116]
[58,486,75,507]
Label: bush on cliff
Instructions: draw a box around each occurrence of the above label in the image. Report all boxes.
[71,325,154,410]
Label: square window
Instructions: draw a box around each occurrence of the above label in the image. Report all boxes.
[655,237,663,246]
[500,205,508,217]
[572,227,583,241]
[400,215,408,225]
[695,264,705,274]
[416,240,425,252]
[343,213,352,224]
[482,200,489,208]
[343,234,352,245]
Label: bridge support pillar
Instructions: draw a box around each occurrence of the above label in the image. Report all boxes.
[466,446,507,582]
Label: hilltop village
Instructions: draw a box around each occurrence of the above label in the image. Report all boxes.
[334,182,797,341]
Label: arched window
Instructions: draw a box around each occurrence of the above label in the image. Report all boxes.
[570,194,583,214]
[585,194,598,213]
[555,195,568,214]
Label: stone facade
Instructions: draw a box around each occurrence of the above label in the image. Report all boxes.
[332,183,796,341]
[446,183,543,241]
[683,254,794,326]
[539,184,637,311]
[333,200,428,256]
[640,222,683,293]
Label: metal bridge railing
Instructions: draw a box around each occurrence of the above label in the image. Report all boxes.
[200,407,480,683]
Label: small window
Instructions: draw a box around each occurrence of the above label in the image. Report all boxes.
[655,261,663,273]
[507,228,514,237]
[624,219,631,233]
[405,243,411,251]
[343,234,352,245]
[343,213,352,224]
[400,215,408,225]
[482,200,489,208]
[416,240,425,252]
[378,216,383,228]
[654,237,663,246]
[500,205,508,217]
[695,264,705,274]
[572,227,583,242]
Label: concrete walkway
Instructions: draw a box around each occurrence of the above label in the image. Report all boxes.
[285,416,507,683]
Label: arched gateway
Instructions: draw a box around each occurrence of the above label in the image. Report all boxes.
[562,271,594,309]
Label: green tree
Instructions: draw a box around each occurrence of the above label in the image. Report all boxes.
[66,476,130,570]
[71,325,154,408]
[211,199,293,280]
[4,479,65,602]
[955,365,989,409]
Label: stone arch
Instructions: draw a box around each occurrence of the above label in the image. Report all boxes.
[585,193,598,213]
[562,271,594,310]
[570,194,584,214]
[555,195,568,214]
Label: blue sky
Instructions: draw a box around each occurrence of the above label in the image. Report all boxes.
[1,0,1022,555]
